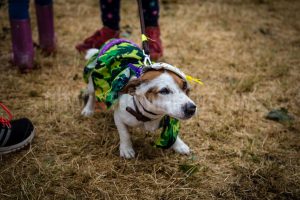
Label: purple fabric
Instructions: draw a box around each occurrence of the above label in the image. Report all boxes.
[128,63,143,78]
[98,39,140,57]
[35,4,55,49]
[10,19,34,69]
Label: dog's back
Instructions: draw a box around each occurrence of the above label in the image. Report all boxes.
[83,39,145,108]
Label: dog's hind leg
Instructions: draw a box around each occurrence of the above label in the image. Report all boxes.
[81,76,95,117]
[114,111,135,159]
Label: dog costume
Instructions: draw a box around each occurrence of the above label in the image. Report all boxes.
[83,39,184,149]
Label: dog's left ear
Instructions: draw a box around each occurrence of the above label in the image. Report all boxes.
[121,79,142,95]
[183,81,191,95]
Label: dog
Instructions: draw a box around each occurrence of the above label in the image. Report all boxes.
[81,39,197,159]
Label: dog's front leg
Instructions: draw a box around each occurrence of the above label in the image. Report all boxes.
[114,111,135,159]
[171,136,190,155]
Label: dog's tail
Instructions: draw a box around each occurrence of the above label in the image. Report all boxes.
[85,48,99,60]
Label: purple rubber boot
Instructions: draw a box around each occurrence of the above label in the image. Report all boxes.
[10,19,34,73]
[35,4,56,55]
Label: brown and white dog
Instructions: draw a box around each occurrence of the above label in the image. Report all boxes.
[82,50,197,159]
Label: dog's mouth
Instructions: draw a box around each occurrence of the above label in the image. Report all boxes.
[169,111,197,121]
[175,114,196,120]
[155,102,197,120]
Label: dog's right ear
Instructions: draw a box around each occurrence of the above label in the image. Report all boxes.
[121,79,142,95]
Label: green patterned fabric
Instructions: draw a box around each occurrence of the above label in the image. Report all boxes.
[154,116,180,149]
[83,39,180,149]
[83,39,145,108]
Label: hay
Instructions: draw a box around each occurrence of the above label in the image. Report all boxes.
[0,0,299,199]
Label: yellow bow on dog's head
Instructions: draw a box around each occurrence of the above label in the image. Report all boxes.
[185,75,204,85]
[174,65,204,85]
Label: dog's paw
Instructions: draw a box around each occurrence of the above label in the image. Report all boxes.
[81,107,94,117]
[172,140,190,155]
[120,145,135,159]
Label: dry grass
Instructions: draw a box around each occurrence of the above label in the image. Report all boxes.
[0,0,300,199]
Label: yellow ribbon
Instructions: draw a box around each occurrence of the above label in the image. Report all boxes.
[141,34,148,42]
[186,75,204,85]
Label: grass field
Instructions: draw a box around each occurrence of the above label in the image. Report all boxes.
[0,0,299,199]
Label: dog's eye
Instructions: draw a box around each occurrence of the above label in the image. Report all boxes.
[182,81,188,90]
[185,88,190,95]
[159,87,171,95]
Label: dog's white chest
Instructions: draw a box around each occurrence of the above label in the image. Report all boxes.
[143,119,161,132]
[116,94,161,131]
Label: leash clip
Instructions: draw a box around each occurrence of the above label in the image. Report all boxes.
[143,50,152,66]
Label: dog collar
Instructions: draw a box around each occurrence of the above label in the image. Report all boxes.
[126,96,160,122]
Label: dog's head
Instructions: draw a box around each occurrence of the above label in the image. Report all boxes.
[122,65,197,120]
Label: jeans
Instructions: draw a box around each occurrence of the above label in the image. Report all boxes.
[8,0,53,19]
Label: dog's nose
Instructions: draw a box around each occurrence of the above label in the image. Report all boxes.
[183,102,197,117]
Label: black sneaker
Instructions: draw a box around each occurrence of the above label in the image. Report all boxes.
[0,103,35,155]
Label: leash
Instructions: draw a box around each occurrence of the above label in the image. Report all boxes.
[124,1,155,122]
[137,0,152,66]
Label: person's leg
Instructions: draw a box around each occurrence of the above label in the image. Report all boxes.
[142,0,163,60]
[35,0,56,55]
[76,0,120,53]
[8,0,34,72]
[101,0,121,31]
[142,0,159,27]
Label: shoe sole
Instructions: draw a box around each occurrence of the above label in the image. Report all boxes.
[0,129,35,155]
